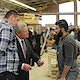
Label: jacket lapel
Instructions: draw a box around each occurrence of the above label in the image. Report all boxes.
[16,38,26,62]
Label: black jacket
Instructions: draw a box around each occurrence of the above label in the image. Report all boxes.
[16,38,40,80]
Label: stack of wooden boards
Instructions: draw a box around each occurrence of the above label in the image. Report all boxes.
[47,47,58,80]
[47,47,80,80]
[77,56,80,80]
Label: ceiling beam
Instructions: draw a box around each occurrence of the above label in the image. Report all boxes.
[3,0,36,11]
[25,0,52,5]
[52,0,58,4]
[58,0,71,4]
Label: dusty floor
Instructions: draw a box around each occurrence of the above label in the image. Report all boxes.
[29,50,80,80]
[30,52,53,80]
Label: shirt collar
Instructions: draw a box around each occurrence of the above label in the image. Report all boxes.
[16,35,22,42]
[1,18,14,27]
[61,33,69,41]
[16,35,24,42]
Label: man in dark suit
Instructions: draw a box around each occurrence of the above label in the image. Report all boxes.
[15,22,44,80]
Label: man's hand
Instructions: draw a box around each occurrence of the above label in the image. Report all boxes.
[56,71,65,80]
[45,38,48,41]
[56,71,59,79]
[23,63,32,72]
[37,60,44,66]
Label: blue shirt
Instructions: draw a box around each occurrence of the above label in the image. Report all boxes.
[0,19,19,75]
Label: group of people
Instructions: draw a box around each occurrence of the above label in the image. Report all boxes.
[0,9,79,80]
[27,30,41,66]
[69,25,80,41]
[0,10,44,80]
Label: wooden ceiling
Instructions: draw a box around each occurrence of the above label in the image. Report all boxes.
[0,0,73,13]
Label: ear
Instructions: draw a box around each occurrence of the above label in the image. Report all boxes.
[16,32,21,37]
[61,28,64,32]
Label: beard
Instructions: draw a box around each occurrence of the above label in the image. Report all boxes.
[57,30,63,37]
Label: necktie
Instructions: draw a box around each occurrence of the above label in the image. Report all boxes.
[21,40,26,58]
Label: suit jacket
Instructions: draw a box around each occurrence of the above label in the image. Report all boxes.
[16,38,40,80]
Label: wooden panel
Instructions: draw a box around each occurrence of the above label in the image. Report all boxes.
[19,13,39,24]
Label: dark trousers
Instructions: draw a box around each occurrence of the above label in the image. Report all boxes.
[31,46,40,66]
[0,71,16,80]
[0,71,29,80]
[16,70,29,80]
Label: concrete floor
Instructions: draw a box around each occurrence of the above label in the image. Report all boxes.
[30,52,53,80]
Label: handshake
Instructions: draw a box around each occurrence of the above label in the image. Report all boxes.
[23,60,44,72]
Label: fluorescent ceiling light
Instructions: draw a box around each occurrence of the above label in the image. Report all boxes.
[9,0,36,11]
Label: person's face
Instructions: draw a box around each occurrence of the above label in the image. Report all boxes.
[55,25,61,34]
[75,26,79,30]
[11,15,19,27]
[20,26,29,39]
[43,30,45,32]
[70,25,74,30]
[50,30,55,36]
[36,30,38,34]
[32,32,35,35]
[50,30,53,34]
[56,25,63,37]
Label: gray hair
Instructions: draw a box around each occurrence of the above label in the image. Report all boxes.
[15,22,27,33]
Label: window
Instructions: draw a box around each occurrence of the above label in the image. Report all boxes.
[77,0,80,27]
[41,15,56,26]
[59,1,74,25]
[77,15,80,26]
[59,15,74,25]
[77,0,80,12]
[59,2,74,13]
